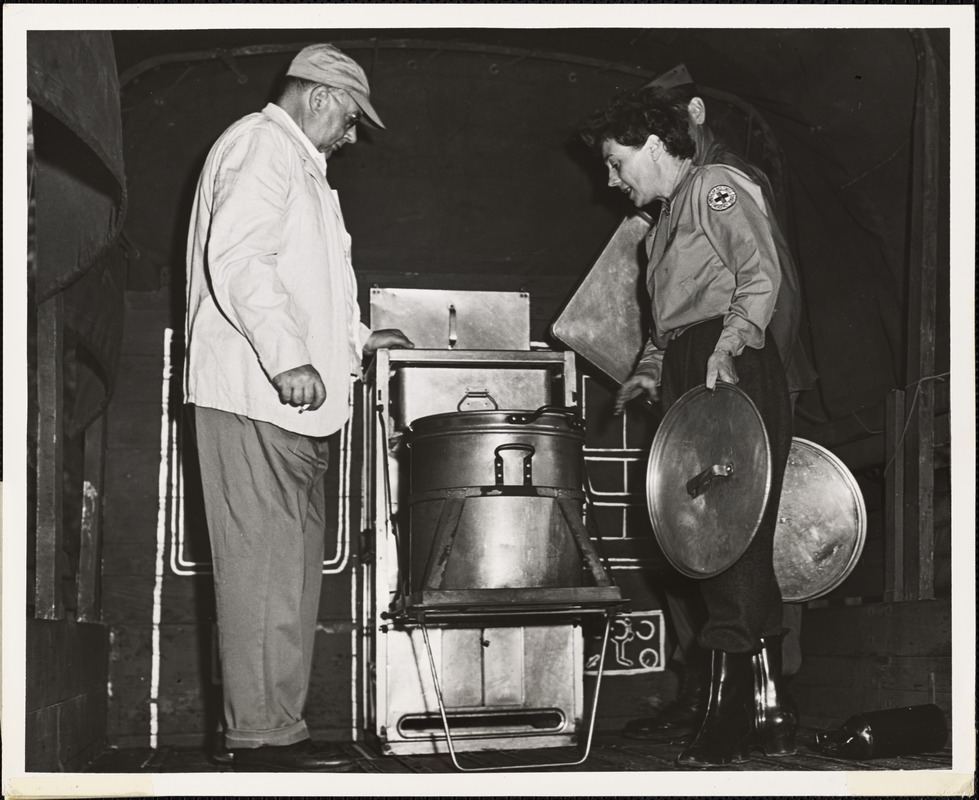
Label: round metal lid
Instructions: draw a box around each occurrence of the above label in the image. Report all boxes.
[774,438,867,602]
[646,383,771,579]
[409,406,584,437]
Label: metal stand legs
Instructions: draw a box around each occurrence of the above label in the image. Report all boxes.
[418,613,615,772]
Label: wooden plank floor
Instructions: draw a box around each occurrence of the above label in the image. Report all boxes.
[85,728,953,774]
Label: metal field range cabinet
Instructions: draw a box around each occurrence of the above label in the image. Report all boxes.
[361,288,621,764]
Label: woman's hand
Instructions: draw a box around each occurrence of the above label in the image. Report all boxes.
[706,349,738,390]
[614,373,660,414]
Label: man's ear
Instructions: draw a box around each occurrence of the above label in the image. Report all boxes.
[688,97,707,125]
[309,84,332,112]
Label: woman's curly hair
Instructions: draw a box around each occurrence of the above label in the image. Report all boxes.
[580,86,696,160]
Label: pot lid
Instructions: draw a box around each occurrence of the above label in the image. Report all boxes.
[774,438,867,602]
[409,405,584,436]
[645,383,771,578]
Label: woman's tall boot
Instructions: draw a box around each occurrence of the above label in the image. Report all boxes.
[752,632,798,755]
[676,649,754,767]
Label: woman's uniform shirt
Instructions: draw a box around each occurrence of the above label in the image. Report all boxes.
[184,103,369,437]
[634,159,781,383]
[694,126,817,395]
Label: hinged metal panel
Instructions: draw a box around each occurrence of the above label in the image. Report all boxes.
[370,287,531,351]
[550,213,652,384]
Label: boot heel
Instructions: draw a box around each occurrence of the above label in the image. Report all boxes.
[752,634,799,758]
[758,728,797,756]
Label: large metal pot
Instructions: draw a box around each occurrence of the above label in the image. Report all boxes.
[408,407,585,492]
[406,407,586,591]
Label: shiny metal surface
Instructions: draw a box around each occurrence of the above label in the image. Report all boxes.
[774,438,867,602]
[410,496,583,590]
[370,287,530,351]
[407,408,587,592]
[395,368,553,429]
[550,213,652,384]
[408,409,585,492]
[645,383,771,578]
[381,625,581,754]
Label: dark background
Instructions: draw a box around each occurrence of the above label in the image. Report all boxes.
[111,27,951,424]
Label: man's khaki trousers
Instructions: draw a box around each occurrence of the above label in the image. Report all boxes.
[194,406,330,749]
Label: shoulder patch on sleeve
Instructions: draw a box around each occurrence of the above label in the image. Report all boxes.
[707,184,737,211]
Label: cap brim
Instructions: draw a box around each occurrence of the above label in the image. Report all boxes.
[349,91,385,130]
[644,63,696,91]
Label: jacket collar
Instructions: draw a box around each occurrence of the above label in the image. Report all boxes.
[262,102,328,177]
[668,159,694,203]
[658,158,694,218]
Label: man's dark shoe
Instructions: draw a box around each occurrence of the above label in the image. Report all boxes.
[209,743,234,766]
[232,738,356,772]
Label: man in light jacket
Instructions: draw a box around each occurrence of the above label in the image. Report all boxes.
[185,43,412,772]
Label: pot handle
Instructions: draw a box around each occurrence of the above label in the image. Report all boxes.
[494,443,535,486]
[457,389,499,412]
[505,405,585,430]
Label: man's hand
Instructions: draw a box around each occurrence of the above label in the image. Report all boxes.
[705,350,738,391]
[272,364,327,410]
[614,373,660,415]
[364,328,415,357]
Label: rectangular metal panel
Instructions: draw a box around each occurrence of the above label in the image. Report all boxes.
[395,367,552,428]
[482,628,524,706]
[550,213,652,385]
[370,287,530,351]
[441,629,484,707]
[523,626,580,710]
[385,628,439,724]
[378,624,580,755]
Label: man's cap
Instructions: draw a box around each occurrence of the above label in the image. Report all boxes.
[287,44,385,129]
[644,63,695,91]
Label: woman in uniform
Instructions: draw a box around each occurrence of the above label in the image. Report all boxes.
[579,87,797,767]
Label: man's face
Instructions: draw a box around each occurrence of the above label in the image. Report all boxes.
[307,88,362,158]
[602,136,665,208]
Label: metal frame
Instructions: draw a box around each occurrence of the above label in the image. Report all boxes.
[418,613,615,772]
[364,348,624,764]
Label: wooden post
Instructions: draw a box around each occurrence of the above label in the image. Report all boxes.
[77,414,106,621]
[884,389,905,601]
[35,292,65,620]
[901,30,940,601]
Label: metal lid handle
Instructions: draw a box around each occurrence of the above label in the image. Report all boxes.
[457,389,498,411]
[686,463,734,499]
[505,405,585,430]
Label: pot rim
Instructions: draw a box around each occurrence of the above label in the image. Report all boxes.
[409,408,584,436]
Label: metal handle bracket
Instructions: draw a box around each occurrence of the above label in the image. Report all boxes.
[686,463,734,499]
